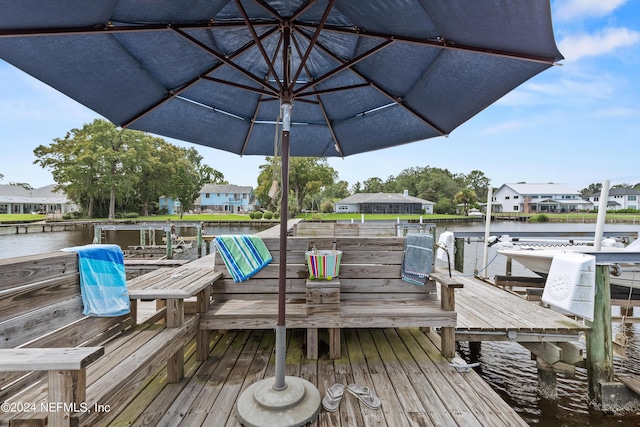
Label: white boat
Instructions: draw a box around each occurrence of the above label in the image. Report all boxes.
[497,237,640,289]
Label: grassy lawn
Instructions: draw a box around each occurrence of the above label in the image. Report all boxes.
[0,214,46,223]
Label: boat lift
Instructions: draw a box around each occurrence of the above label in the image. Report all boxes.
[93,222,204,259]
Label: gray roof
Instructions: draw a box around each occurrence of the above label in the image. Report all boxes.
[200,184,253,194]
[587,188,640,197]
[0,184,69,204]
[337,192,434,205]
[500,183,580,195]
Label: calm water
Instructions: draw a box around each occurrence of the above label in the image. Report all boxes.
[2,221,640,426]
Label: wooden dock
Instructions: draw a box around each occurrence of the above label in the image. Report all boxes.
[453,274,588,342]
[107,327,527,427]
[112,238,589,426]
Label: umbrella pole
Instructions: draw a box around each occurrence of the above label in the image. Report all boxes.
[274,103,291,391]
[236,102,320,427]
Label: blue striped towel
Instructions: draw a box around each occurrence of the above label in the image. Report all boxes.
[214,235,273,283]
[401,234,433,286]
[61,244,130,317]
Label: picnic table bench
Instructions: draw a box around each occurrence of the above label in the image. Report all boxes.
[200,236,461,360]
[0,250,218,427]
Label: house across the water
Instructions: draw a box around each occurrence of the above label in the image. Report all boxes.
[334,190,434,214]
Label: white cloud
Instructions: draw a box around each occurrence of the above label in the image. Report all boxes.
[482,121,527,135]
[558,27,640,61]
[555,0,628,21]
[592,107,640,118]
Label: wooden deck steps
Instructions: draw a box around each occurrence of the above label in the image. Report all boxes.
[106,327,527,427]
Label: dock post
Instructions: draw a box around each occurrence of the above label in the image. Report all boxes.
[454,237,465,272]
[140,228,146,246]
[586,264,614,406]
[197,226,203,258]
[166,230,173,259]
[93,226,101,244]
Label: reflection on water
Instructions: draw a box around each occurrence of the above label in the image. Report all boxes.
[2,221,640,426]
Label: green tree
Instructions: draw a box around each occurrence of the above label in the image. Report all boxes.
[434,197,456,214]
[169,148,226,218]
[464,170,490,201]
[320,180,350,201]
[34,122,102,218]
[361,177,384,193]
[135,137,182,216]
[580,182,602,197]
[320,199,334,213]
[34,119,224,218]
[453,188,477,216]
[256,157,336,214]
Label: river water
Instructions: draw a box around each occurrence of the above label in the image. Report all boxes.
[2,221,640,426]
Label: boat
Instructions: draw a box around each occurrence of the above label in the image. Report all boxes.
[497,237,640,290]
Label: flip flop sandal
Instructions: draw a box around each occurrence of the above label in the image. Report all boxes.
[322,383,345,412]
[347,384,381,409]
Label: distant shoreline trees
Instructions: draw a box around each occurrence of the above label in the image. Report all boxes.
[33,119,224,219]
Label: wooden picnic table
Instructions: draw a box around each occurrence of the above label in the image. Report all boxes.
[127,262,222,378]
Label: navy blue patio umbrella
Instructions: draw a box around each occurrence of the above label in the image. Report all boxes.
[0,1,562,425]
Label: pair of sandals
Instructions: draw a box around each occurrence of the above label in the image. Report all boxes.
[322,383,381,412]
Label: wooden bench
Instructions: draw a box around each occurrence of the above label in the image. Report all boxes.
[200,236,461,360]
[0,251,201,427]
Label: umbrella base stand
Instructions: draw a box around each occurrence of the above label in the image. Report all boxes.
[236,375,321,427]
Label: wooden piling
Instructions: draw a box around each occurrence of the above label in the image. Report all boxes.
[586,264,614,405]
[455,237,465,272]
[166,231,173,259]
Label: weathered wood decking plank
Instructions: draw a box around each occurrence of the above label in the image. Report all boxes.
[452,274,588,336]
[112,327,526,427]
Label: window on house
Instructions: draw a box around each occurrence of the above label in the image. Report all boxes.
[513,195,519,199]
[205,193,210,198]
[505,196,510,200]
[513,206,519,211]
[629,195,637,201]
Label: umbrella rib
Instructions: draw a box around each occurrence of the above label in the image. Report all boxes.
[235,0,284,94]
[120,26,279,128]
[298,23,559,65]
[200,76,274,97]
[240,95,264,156]
[291,33,344,157]
[170,26,279,96]
[252,0,284,20]
[294,38,393,95]
[0,21,278,38]
[299,32,447,136]
[296,83,371,97]
[290,0,319,21]
[290,0,336,86]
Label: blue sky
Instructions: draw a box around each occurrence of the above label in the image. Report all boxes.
[1,1,639,193]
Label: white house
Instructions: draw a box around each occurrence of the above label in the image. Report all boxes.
[0,184,77,214]
[334,191,434,214]
[586,187,640,211]
[493,183,592,213]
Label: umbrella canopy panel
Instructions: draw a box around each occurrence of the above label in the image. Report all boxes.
[0,0,562,157]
